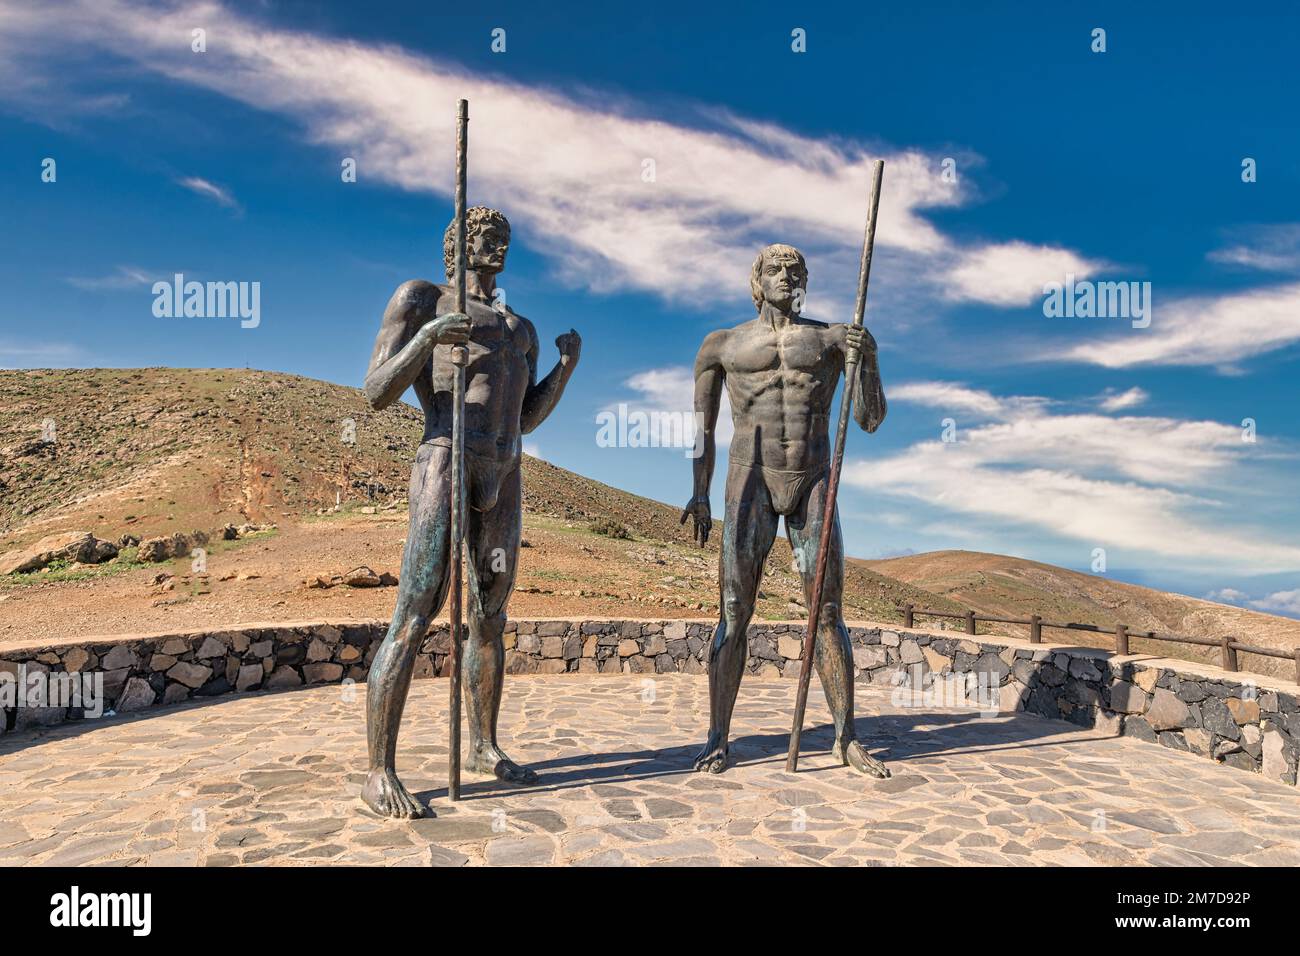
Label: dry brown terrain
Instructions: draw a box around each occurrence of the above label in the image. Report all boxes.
[867,550,1300,680]
[0,368,955,646]
[2,368,1296,680]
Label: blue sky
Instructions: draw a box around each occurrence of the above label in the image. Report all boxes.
[2,1,1299,613]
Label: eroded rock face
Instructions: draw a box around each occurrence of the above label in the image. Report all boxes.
[0,531,119,574]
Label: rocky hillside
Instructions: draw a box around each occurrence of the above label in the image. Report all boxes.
[867,550,1300,680]
[0,368,960,641]
[3,369,1296,680]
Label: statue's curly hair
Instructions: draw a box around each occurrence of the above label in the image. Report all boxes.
[750,243,807,311]
[442,206,511,280]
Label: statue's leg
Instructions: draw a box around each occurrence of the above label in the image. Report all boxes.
[462,462,537,784]
[786,474,889,778]
[694,464,778,774]
[362,442,453,818]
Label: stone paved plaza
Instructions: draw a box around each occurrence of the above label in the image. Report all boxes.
[3,674,1299,866]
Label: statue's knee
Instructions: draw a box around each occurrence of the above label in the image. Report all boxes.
[723,596,750,623]
[821,601,841,624]
[392,615,429,650]
[470,610,507,642]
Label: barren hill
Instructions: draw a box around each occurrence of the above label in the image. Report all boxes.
[3,368,1295,680]
[0,368,956,644]
[866,550,1300,680]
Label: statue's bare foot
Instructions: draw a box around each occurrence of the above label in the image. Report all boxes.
[833,739,890,779]
[693,734,729,774]
[466,743,538,785]
[361,767,429,818]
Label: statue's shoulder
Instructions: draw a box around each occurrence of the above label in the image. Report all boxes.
[795,315,831,331]
[390,279,444,311]
[699,323,736,355]
[709,317,760,341]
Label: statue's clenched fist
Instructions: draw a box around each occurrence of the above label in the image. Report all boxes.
[556,328,582,366]
[844,325,875,360]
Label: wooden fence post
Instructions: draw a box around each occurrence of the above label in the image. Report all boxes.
[1029,614,1042,644]
[903,604,914,628]
[965,610,976,635]
[1221,636,1238,672]
[1115,624,1129,656]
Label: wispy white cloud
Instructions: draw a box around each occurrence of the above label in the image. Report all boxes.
[1251,589,1300,616]
[177,176,240,211]
[612,365,734,448]
[64,265,153,291]
[1097,386,1148,412]
[1208,224,1300,274]
[887,380,1049,420]
[0,339,86,369]
[1054,281,1300,369]
[944,241,1104,307]
[0,0,1098,318]
[851,381,1300,574]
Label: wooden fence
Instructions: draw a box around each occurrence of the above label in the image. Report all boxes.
[901,604,1300,684]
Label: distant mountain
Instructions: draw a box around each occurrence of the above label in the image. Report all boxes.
[865,550,1300,681]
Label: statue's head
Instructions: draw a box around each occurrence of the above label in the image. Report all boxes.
[443,206,511,279]
[750,243,807,312]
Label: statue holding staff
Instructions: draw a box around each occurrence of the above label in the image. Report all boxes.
[682,205,889,778]
[360,105,581,818]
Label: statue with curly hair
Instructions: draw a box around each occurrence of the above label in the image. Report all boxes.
[360,205,581,818]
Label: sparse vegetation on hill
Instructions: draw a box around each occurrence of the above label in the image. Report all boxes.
[1,369,1297,683]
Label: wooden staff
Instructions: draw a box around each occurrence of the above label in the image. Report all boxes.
[786,159,885,773]
[448,98,469,800]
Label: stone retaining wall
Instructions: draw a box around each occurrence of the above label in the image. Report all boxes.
[3,618,1296,786]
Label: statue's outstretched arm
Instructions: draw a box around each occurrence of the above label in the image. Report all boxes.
[521,321,581,434]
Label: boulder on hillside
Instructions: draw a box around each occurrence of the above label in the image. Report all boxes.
[0,531,119,575]
[137,530,211,563]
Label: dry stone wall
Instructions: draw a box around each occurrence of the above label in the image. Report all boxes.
[2,619,1295,786]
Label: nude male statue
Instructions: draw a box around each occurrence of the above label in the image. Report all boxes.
[680,243,889,778]
[361,206,580,818]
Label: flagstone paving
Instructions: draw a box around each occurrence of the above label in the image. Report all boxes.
[2,675,1299,866]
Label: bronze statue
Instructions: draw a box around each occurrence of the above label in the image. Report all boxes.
[681,242,890,778]
[361,206,581,818]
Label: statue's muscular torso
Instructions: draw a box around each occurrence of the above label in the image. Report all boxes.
[396,280,535,463]
[715,317,848,472]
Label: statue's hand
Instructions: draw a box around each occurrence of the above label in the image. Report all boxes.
[556,328,582,367]
[844,325,875,362]
[679,495,712,547]
[422,312,472,346]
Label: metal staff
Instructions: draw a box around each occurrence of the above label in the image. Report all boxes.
[448,98,469,800]
[786,159,885,773]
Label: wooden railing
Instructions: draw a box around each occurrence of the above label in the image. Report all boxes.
[901,604,1300,684]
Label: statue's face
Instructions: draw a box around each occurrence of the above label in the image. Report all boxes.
[468,223,509,274]
[759,253,806,310]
